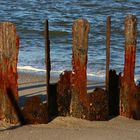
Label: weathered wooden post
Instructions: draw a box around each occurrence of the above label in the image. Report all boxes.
[70,19,108,120]
[106,16,111,93]
[0,22,19,123]
[120,15,140,119]
[70,19,90,119]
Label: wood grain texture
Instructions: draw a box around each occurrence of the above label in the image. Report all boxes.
[0,22,19,123]
[120,15,140,119]
[70,19,108,120]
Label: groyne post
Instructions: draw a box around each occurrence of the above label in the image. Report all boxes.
[120,15,140,119]
[45,20,51,114]
[0,22,19,123]
[70,19,90,119]
[45,19,50,97]
[70,19,108,120]
[106,16,111,93]
[45,20,58,120]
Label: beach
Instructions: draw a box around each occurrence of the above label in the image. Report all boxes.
[0,116,140,140]
[1,0,140,139]
[0,73,140,140]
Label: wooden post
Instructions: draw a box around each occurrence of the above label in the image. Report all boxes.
[71,19,90,119]
[45,19,50,96]
[0,22,19,124]
[70,19,108,121]
[123,15,136,84]
[120,15,140,119]
[106,16,111,92]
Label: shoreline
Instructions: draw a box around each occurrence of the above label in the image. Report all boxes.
[18,71,105,106]
[18,71,105,88]
[18,72,105,105]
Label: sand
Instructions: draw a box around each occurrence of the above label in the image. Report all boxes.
[0,72,140,140]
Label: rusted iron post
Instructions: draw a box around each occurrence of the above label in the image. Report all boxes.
[120,15,140,119]
[106,16,111,92]
[0,22,19,124]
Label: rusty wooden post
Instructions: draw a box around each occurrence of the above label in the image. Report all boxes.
[0,22,19,124]
[123,15,136,84]
[45,19,50,97]
[120,15,140,119]
[71,19,90,119]
[106,16,111,93]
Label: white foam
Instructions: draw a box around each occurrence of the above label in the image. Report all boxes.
[17,66,65,74]
[17,66,46,72]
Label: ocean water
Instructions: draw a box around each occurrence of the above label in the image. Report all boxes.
[0,0,140,81]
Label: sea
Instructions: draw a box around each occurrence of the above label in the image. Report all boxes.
[0,0,140,82]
